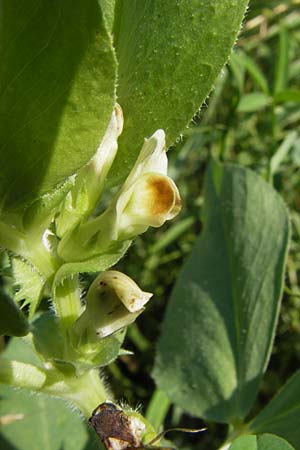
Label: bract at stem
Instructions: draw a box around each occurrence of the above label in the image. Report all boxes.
[56,104,124,239]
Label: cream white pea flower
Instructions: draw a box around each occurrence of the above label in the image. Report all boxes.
[113,129,181,240]
[58,106,181,261]
[79,128,181,246]
[73,270,153,339]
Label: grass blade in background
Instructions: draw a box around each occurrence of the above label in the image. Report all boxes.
[237,92,272,112]
[0,0,116,213]
[231,51,270,95]
[153,161,290,423]
[274,27,290,94]
[274,90,300,104]
[146,389,171,432]
[270,131,298,178]
[110,0,249,184]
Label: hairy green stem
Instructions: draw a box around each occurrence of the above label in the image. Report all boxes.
[53,276,82,331]
[51,368,110,418]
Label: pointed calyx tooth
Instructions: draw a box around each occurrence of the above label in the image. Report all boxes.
[92,102,124,175]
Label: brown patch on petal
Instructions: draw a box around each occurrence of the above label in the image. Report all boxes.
[146,175,175,215]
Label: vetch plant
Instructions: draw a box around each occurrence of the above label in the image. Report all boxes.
[0,104,182,420]
[2,1,297,450]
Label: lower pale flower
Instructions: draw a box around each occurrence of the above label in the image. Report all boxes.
[73,271,152,340]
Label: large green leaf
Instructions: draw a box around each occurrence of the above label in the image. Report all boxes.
[153,161,290,423]
[0,386,100,450]
[229,434,295,450]
[99,0,116,32]
[110,0,249,184]
[0,338,101,450]
[249,370,300,450]
[0,0,116,213]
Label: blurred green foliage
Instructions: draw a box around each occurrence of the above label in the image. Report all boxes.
[114,1,300,448]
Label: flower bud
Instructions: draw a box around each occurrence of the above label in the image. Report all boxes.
[73,271,152,340]
[56,104,123,238]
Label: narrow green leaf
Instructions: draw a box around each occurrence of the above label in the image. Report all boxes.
[249,370,300,450]
[270,131,298,177]
[0,0,116,213]
[235,52,269,95]
[237,93,272,113]
[0,291,29,336]
[110,0,249,184]
[229,434,295,450]
[274,90,300,104]
[230,53,246,94]
[153,161,290,423]
[274,27,289,95]
[149,217,195,254]
[146,389,171,431]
